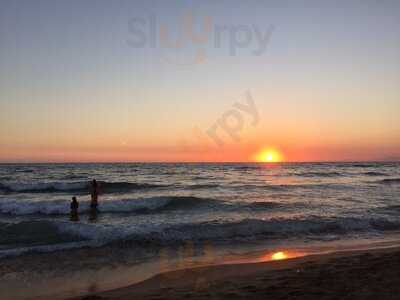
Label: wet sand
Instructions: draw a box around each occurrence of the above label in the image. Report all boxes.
[73,246,400,300]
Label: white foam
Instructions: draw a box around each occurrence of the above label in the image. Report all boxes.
[1,216,400,258]
[0,181,87,192]
[0,196,173,215]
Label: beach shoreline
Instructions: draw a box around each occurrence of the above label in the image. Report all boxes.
[0,226,400,300]
[1,236,400,300]
[72,245,400,300]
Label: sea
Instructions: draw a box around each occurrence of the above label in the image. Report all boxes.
[1,162,400,258]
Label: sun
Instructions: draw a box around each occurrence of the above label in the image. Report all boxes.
[255,149,283,163]
[265,153,275,162]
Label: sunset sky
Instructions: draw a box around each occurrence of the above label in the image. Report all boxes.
[1,0,399,162]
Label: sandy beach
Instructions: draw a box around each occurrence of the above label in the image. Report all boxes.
[69,246,400,300]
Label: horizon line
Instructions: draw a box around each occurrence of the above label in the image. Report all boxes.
[0,160,398,164]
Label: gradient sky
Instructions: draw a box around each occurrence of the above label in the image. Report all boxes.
[1,0,399,162]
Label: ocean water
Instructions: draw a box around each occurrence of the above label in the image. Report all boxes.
[1,162,400,257]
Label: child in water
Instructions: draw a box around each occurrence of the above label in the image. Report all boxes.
[70,196,79,221]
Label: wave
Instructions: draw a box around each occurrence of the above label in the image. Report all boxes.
[233,165,259,170]
[62,174,88,180]
[192,176,212,180]
[232,184,288,191]
[376,178,400,184]
[0,196,296,216]
[374,205,400,215]
[0,180,167,194]
[15,169,34,173]
[363,172,389,176]
[240,201,284,210]
[232,183,351,191]
[67,217,400,243]
[351,164,377,168]
[2,216,400,254]
[185,184,220,190]
[144,217,361,242]
[0,196,220,215]
[295,171,343,178]
[0,220,86,248]
[0,181,88,193]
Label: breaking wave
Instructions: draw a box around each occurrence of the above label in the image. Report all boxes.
[363,172,389,176]
[0,181,168,194]
[0,196,220,215]
[185,184,220,190]
[295,172,343,178]
[2,216,400,256]
[377,178,400,185]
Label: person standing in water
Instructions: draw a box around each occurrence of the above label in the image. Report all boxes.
[90,179,99,208]
[70,196,79,221]
[89,179,99,221]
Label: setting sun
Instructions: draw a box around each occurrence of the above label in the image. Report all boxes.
[255,149,284,163]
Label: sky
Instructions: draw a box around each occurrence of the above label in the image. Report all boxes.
[0,0,399,162]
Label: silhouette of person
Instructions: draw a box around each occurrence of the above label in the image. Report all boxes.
[89,206,98,222]
[70,196,79,221]
[90,179,99,209]
[89,179,99,222]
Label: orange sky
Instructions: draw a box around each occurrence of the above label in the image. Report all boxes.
[1,1,399,163]
[1,141,399,163]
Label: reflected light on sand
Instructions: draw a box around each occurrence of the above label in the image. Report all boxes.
[257,250,306,262]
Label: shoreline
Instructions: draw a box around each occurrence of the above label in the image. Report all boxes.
[0,234,400,300]
[72,245,400,300]
[1,237,400,300]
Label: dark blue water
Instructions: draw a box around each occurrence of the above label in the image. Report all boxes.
[0,162,400,256]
